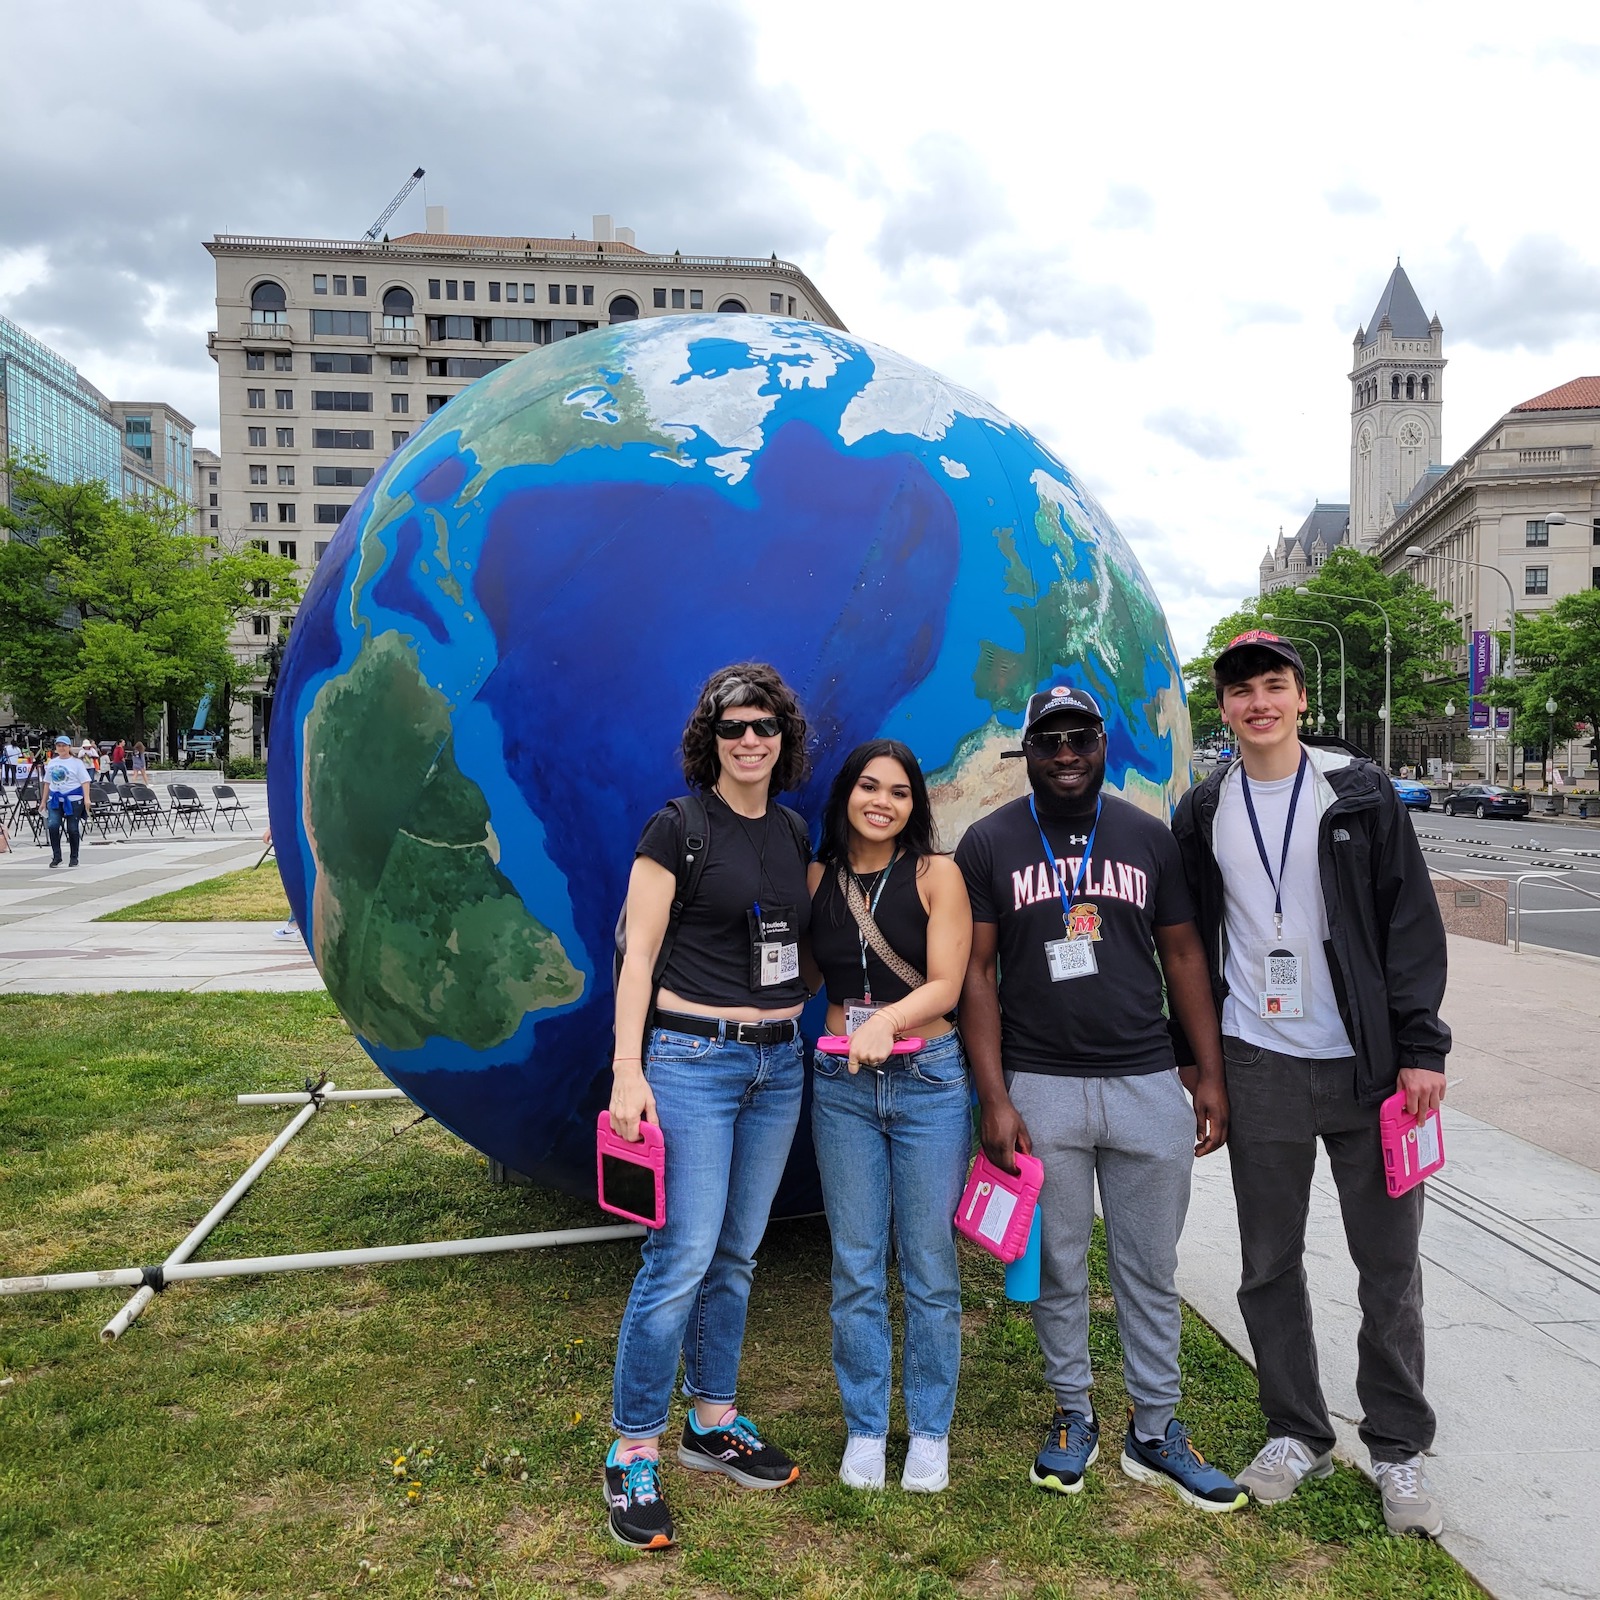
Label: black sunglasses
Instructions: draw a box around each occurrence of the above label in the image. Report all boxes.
[1024,727,1103,757]
[714,716,784,740]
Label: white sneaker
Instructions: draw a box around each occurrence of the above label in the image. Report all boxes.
[839,1435,885,1490]
[1373,1455,1443,1538]
[901,1435,949,1494]
[1235,1435,1334,1503]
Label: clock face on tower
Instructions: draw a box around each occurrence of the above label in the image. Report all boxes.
[1398,421,1424,447]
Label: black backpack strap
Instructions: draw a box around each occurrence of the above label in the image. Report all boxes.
[650,795,710,986]
[775,802,813,864]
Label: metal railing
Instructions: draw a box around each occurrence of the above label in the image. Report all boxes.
[1508,871,1600,954]
[238,321,291,340]
[1429,867,1510,944]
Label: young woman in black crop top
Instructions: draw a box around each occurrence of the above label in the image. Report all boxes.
[801,739,973,1495]
[604,663,812,1552]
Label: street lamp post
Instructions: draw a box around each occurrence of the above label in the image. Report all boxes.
[1444,698,1457,787]
[1277,634,1326,731]
[1268,612,1347,736]
[1547,695,1558,790]
[1404,544,1516,783]
[1298,585,1394,771]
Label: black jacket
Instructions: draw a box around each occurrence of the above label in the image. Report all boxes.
[1171,737,1450,1105]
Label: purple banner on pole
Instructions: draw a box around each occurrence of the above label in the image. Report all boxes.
[1469,630,1491,729]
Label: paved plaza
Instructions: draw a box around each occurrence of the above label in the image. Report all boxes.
[1,806,1597,1597]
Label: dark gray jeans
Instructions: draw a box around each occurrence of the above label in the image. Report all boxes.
[1222,1037,1434,1462]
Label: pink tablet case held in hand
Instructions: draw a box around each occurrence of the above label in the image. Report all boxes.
[596,1111,666,1228]
[955,1149,1044,1263]
[1379,1090,1445,1197]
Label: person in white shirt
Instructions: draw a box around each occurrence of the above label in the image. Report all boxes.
[2,741,19,784]
[39,735,92,868]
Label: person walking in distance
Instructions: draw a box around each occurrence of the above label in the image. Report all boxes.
[39,735,92,868]
[2,739,19,785]
[957,685,1244,1513]
[108,738,129,785]
[1172,630,1450,1537]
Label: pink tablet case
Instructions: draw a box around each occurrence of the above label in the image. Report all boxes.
[955,1149,1044,1263]
[596,1111,666,1228]
[1379,1091,1445,1197]
[816,1035,924,1056]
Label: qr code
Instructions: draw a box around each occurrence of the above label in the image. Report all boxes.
[1267,956,1298,987]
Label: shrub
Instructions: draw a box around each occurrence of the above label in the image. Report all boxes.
[225,756,266,780]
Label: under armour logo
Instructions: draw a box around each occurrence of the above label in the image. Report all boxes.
[1070,834,1089,846]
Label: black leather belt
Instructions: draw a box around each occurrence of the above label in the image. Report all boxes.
[651,1009,799,1046]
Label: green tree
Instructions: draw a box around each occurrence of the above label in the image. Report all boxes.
[1182,601,1266,744]
[0,458,299,743]
[1184,550,1463,760]
[1486,591,1600,781]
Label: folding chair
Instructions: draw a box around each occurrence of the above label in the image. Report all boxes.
[10,781,46,846]
[86,782,120,840]
[211,784,251,831]
[166,783,212,832]
[124,783,166,834]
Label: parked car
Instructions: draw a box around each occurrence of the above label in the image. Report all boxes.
[1391,776,1432,812]
[1442,783,1531,819]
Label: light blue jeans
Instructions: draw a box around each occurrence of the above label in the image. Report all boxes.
[610,1024,804,1438]
[811,1030,972,1441]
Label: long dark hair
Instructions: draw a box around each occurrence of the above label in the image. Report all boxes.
[680,661,811,794]
[816,739,938,869]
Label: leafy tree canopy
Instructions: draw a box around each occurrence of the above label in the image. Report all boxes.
[0,457,300,744]
[1183,549,1463,753]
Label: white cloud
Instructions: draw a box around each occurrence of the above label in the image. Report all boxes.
[1096,185,1155,231]
[1324,184,1382,216]
[1146,408,1244,461]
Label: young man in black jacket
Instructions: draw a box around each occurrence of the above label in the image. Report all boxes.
[1171,631,1450,1537]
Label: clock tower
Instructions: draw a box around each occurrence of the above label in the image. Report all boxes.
[1348,261,1444,546]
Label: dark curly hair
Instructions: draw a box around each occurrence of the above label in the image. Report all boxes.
[680,662,811,794]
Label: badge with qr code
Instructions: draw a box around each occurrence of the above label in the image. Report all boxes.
[1258,944,1306,1019]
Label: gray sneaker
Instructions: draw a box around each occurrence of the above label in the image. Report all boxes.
[1373,1455,1443,1538]
[1235,1436,1334,1503]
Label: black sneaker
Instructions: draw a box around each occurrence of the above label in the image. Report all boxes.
[603,1442,674,1551]
[677,1411,799,1489]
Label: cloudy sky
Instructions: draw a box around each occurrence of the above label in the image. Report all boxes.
[5,0,1600,657]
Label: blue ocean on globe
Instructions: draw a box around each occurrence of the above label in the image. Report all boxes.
[266,315,1189,1213]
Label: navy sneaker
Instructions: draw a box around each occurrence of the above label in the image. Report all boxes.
[603,1442,675,1551]
[1030,1407,1099,1495]
[1120,1415,1247,1513]
[677,1411,799,1489]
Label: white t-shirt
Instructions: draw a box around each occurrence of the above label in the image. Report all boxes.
[1214,762,1354,1057]
[45,756,91,799]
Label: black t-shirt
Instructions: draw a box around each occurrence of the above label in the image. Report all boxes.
[636,793,811,1009]
[955,792,1193,1076]
[810,854,929,1006]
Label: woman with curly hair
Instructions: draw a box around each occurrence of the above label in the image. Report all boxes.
[804,740,973,1494]
[604,661,813,1552]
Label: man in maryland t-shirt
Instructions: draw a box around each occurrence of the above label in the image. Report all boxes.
[957,685,1242,1512]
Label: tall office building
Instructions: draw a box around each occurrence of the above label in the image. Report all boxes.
[204,213,843,614]
[0,312,195,518]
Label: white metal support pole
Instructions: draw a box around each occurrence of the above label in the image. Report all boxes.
[99,1084,335,1340]
[236,1088,405,1106]
[4,1224,647,1301]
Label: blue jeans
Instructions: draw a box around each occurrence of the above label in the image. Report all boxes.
[811,1031,972,1441]
[47,800,82,864]
[610,1025,804,1438]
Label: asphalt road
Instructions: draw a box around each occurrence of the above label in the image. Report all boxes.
[1409,806,1600,958]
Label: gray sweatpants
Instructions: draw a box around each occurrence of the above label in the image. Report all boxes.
[1007,1068,1196,1437]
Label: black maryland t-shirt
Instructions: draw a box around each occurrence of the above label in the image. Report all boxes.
[955,793,1193,1076]
[636,793,811,1010]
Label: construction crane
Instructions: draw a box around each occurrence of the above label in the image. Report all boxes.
[363,168,425,241]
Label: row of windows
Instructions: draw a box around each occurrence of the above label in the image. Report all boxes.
[245,351,295,372]
[428,278,599,306]
[1354,374,1433,407]
[246,389,295,409]
[248,353,411,376]
[244,506,360,528]
[313,274,367,296]
[312,390,372,411]
[425,315,598,345]
[1526,519,1600,546]
[245,426,408,450]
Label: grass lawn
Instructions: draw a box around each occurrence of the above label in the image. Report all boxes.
[99,863,290,923]
[0,994,1478,1600]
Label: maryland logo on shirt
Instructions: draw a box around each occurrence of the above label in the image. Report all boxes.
[1065,902,1103,941]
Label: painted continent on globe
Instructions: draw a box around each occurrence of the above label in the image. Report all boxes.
[267,315,1188,1208]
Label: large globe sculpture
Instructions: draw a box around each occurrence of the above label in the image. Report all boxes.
[266,316,1189,1214]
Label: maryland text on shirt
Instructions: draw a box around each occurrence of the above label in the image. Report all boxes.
[1011,855,1151,913]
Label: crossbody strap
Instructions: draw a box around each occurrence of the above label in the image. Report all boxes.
[837,864,925,991]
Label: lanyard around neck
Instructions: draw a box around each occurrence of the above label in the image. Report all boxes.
[1029,794,1102,934]
[853,851,898,1000]
[1238,753,1309,941]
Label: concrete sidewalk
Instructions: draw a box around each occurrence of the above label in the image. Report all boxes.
[1177,933,1600,1600]
[0,785,320,993]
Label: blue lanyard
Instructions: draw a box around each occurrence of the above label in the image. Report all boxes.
[1239,753,1308,940]
[1028,794,1101,935]
[854,851,898,1001]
